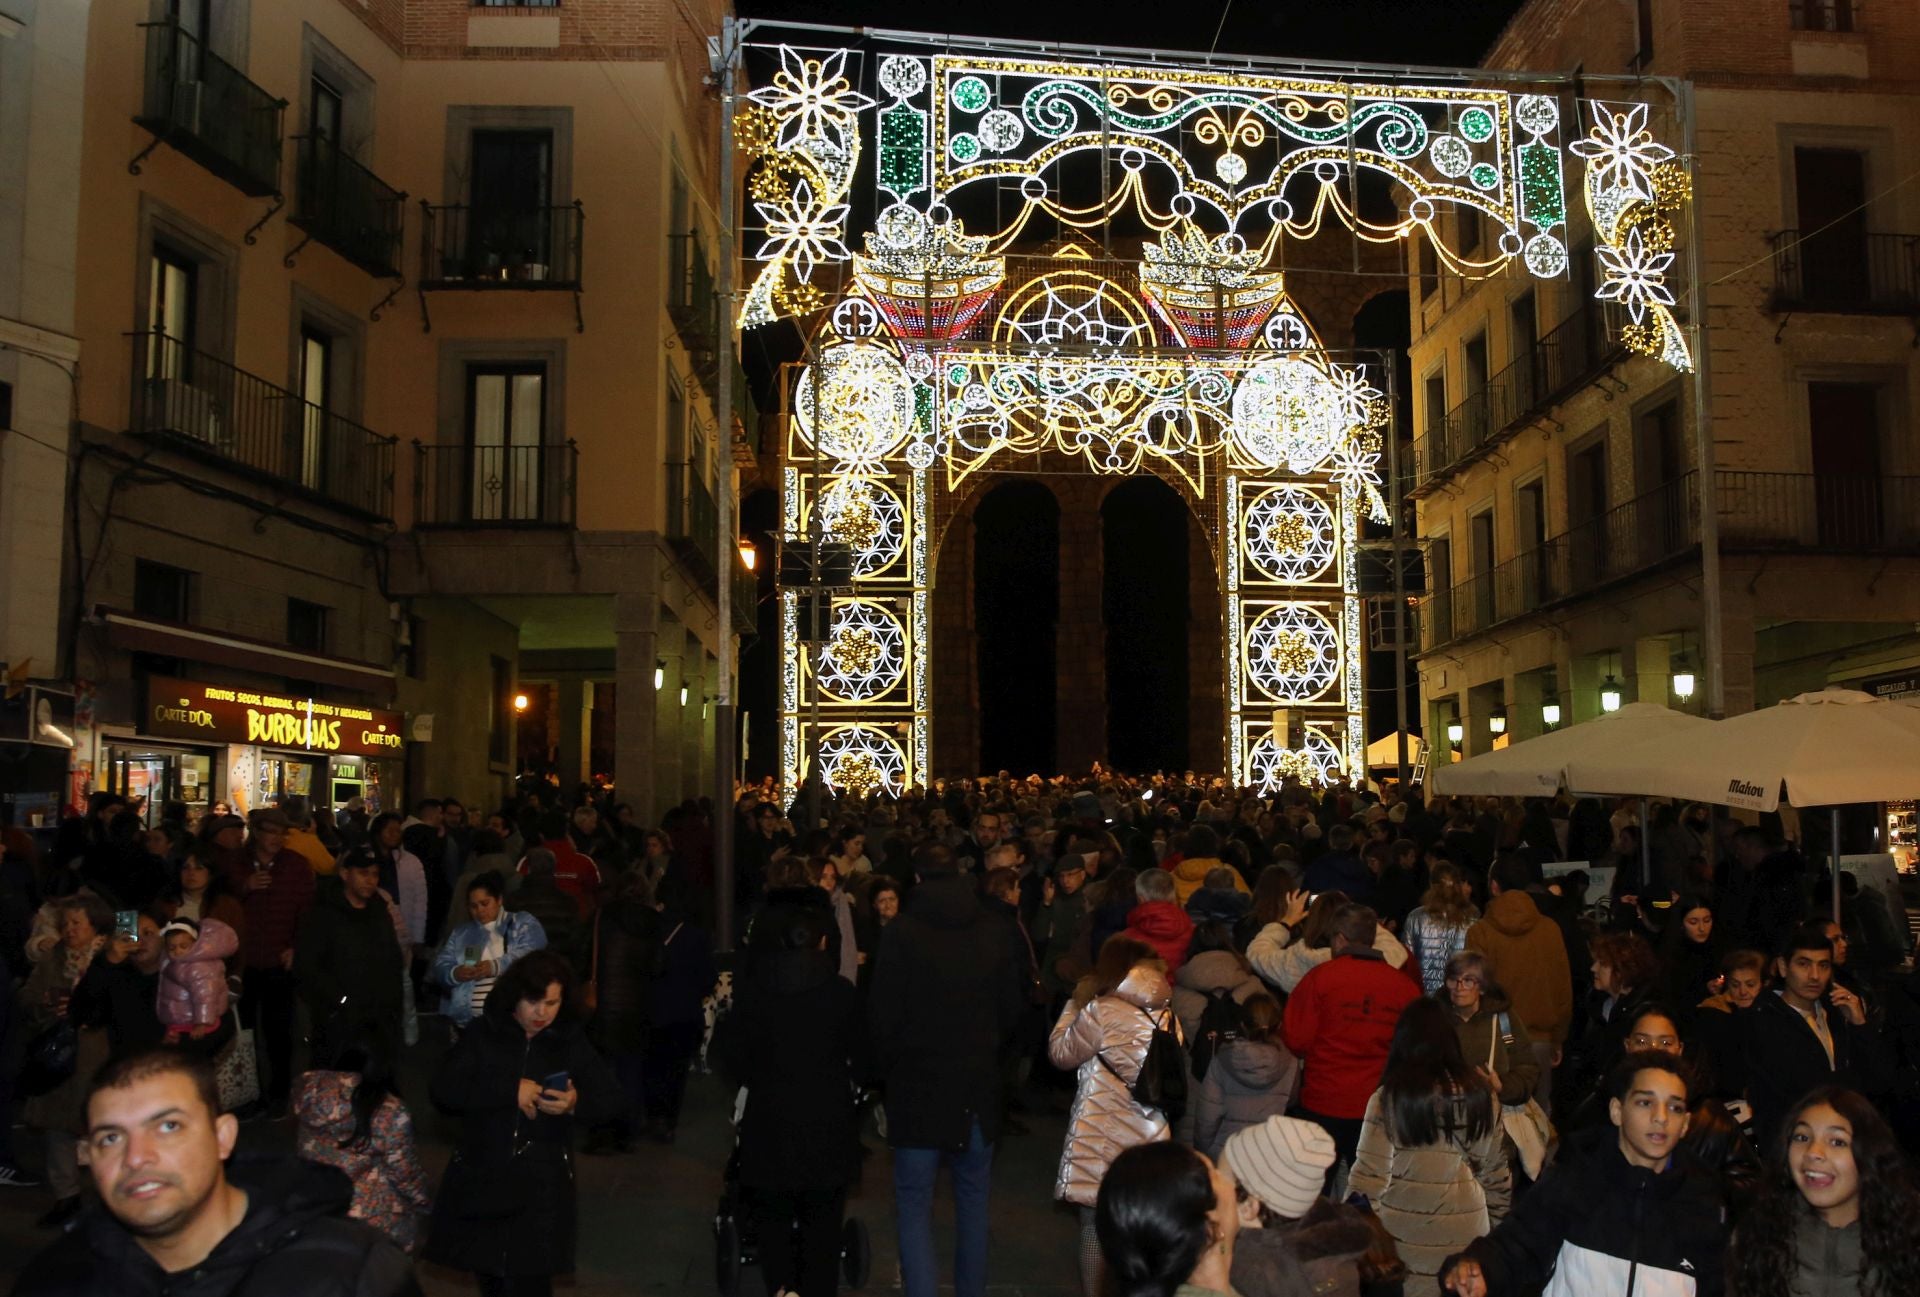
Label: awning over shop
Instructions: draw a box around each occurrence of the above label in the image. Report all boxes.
[99,608,393,694]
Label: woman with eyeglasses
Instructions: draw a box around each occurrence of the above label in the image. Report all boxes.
[1437,951,1538,1107]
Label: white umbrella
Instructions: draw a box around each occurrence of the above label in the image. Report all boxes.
[1565,689,1920,812]
[1430,702,1714,798]
[1567,688,1920,918]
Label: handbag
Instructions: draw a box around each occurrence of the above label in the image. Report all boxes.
[214,1009,260,1113]
[19,1019,78,1098]
[580,914,601,1015]
[1344,1197,1410,1286]
[1491,1012,1555,1179]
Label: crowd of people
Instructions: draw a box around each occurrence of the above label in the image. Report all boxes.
[4,767,1920,1296]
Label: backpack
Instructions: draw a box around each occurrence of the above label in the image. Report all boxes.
[1188,986,1245,1084]
[1105,1006,1188,1125]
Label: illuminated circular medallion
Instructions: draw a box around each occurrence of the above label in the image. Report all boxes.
[1230,356,1353,472]
[1247,727,1343,791]
[1245,603,1339,702]
[1243,486,1337,584]
[815,599,906,701]
[818,724,908,797]
[815,476,906,578]
[794,343,916,464]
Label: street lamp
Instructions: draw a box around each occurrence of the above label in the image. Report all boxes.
[1488,706,1508,736]
[1542,699,1562,728]
[1600,674,1624,713]
[654,662,665,691]
[512,692,530,713]
[739,538,758,571]
[1671,654,1696,702]
[680,684,689,707]
[1446,714,1464,745]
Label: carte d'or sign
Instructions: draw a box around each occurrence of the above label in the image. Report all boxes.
[145,677,404,757]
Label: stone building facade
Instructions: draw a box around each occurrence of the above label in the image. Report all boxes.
[1412,0,1920,758]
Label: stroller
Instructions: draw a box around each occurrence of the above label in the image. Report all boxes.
[712,1087,876,1297]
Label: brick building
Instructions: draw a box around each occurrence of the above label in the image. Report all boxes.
[4,0,745,829]
[1411,0,1920,758]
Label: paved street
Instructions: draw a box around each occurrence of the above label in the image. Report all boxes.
[0,1025,1082,1297]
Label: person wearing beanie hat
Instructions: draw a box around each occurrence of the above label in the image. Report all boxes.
[1223,1117,1377,1297]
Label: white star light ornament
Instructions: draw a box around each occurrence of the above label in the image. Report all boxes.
[754,180,851,283]
[1595,226,1676,323]
[1569,102,1675,204]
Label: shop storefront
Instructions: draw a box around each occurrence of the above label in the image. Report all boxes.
[115,676,406,824]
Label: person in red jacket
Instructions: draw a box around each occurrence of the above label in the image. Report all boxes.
[1123,868,1196,976]
[222,808,316,1116]
[518,810,602,918]
[1281,902,1420,1178]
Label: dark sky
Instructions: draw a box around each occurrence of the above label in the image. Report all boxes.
[735,0,1532,71]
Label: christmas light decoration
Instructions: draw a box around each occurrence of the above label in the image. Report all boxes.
[743,39,1692,797]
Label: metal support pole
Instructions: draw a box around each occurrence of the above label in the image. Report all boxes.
[1386,352,1409,790]
[713,18,739,950]
[1680,80,1726,717]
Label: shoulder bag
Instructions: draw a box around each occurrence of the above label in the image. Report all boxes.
[1491,1011,1555,1179]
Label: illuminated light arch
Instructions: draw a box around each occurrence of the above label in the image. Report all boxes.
[740,38,1696,795]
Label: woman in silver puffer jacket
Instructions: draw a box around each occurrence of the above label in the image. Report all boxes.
[1049,934,1177,1297]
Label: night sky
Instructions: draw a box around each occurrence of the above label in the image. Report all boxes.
[735,0,1533,71]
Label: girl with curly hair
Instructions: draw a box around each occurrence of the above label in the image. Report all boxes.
[1730,1086,1920,1297]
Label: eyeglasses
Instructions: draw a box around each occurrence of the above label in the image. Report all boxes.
[1628,1033,1680,1050]
[1445,975,1483,988]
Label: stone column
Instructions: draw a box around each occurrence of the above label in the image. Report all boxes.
[930,510,979,776]
[1054,481,1108,772]
[613,593,660,825]
[654,622,685,813]
[555,677,591,798]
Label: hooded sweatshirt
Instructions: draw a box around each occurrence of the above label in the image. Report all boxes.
[1171,855,1232,905]
[1463,890,1573,1044]
[1192,1036,1299,1160]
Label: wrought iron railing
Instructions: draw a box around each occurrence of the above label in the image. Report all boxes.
[1719,471,1920,553]
[1770,229,1919,314]
[130,331,394,519]
[419,201,584,287]
[290,135,405,278]
[667,462,720,575]
[1406,303,1625,494]
[135,18,285,197]
[412,440,578,527]
[668,231,718,343]
[1421,474,1699,649]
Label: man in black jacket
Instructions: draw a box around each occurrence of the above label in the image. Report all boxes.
[293,852,404,1061]
[870,843,1026,1297]
[1439,1052,1728,1297]
[11,1048,417,1296]
[1735,923,1891,1144]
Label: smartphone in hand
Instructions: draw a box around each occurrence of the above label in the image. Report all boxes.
[541,1071,570,1093]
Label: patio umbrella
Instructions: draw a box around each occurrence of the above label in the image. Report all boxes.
[1566,688,1920,918]
[1429,702,1714,798]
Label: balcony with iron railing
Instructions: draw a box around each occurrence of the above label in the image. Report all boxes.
[130,330,394,520]
[1406,301,1625,496]
[412,440,578,528]
[417,200,585,329]
[1719,471,1920,553]
[289,135,405,278]
[1421,473,1699,650]
[133,18,286,197]
[666,462,757,631]
[1769,230,1919,315]
[668,231,718,346]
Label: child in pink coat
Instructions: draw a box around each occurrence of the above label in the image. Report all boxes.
[157,917,238,1040]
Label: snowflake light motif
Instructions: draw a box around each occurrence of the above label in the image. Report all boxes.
[1594,225,1676,324]
[1244,487,1336,583]
[794,344,916,465]
[815,601,906,701]
[1569,102,1675,205]
[754,179,851,284]
[747,48,875,156]
[1245,604,1340,702]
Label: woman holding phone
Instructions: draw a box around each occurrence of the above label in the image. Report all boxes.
[432,871,549,1033]
[425,948,620,1297]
